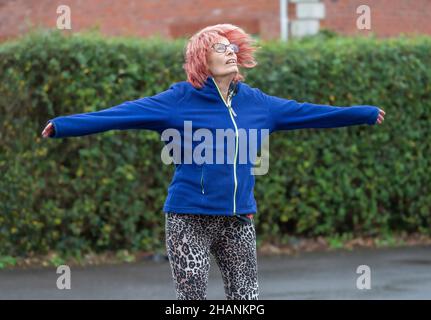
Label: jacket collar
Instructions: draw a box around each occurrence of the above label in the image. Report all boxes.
[203,76,240,97]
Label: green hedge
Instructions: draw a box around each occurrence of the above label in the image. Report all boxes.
[1,30,430,257]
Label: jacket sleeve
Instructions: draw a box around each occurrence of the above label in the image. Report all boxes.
[46,83,182,138]
[257,89,380,133]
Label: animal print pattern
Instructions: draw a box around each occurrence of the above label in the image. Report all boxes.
[165,212,259,300]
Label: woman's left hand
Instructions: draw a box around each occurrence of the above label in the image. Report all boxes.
[375,108,386,125]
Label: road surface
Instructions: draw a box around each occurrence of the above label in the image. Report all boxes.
[0,246,430,299]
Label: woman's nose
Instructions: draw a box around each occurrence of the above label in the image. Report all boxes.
[226,48,235,56]
[225,45,234,54]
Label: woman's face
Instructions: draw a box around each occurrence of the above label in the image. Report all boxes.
[207,36,238,77]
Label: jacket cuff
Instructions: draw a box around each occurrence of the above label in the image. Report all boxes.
[368,107,380,125]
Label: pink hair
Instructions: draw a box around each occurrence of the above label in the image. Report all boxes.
[183,24,259,89]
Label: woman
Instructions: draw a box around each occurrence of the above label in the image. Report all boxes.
[42,24,385,300]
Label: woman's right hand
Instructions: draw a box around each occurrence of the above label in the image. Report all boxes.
[375,108,386,125]
[41,122,55,138]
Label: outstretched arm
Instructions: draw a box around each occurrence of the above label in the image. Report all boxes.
[258,89,385,132]
[42,83,181,138]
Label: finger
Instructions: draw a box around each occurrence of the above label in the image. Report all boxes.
[42,127,50,137]
[42,123,51,137]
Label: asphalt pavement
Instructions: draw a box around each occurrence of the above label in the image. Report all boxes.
[0,245,430,299]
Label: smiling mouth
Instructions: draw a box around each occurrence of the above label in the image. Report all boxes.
[226,59,237,65]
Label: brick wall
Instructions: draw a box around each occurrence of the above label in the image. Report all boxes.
[0,0,290,41]
[321,0,431,37]
[0,0,430,42]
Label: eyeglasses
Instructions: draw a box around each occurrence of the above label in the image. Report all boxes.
[211,43,239,53]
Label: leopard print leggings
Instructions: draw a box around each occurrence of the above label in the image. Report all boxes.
[165,212,259,300]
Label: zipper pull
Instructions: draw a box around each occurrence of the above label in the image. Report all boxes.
[230,107,237,117]
[227,99,237,117]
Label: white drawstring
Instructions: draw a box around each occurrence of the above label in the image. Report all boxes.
[227,92,237,117]
[228,105,237,117]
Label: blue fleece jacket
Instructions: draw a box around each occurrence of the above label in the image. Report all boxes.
[47,76,380,216]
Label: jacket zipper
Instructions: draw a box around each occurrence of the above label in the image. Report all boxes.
[200,165,205,194]
[211,78,239,216]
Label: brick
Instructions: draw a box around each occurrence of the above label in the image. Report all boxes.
[0,0,431,42]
